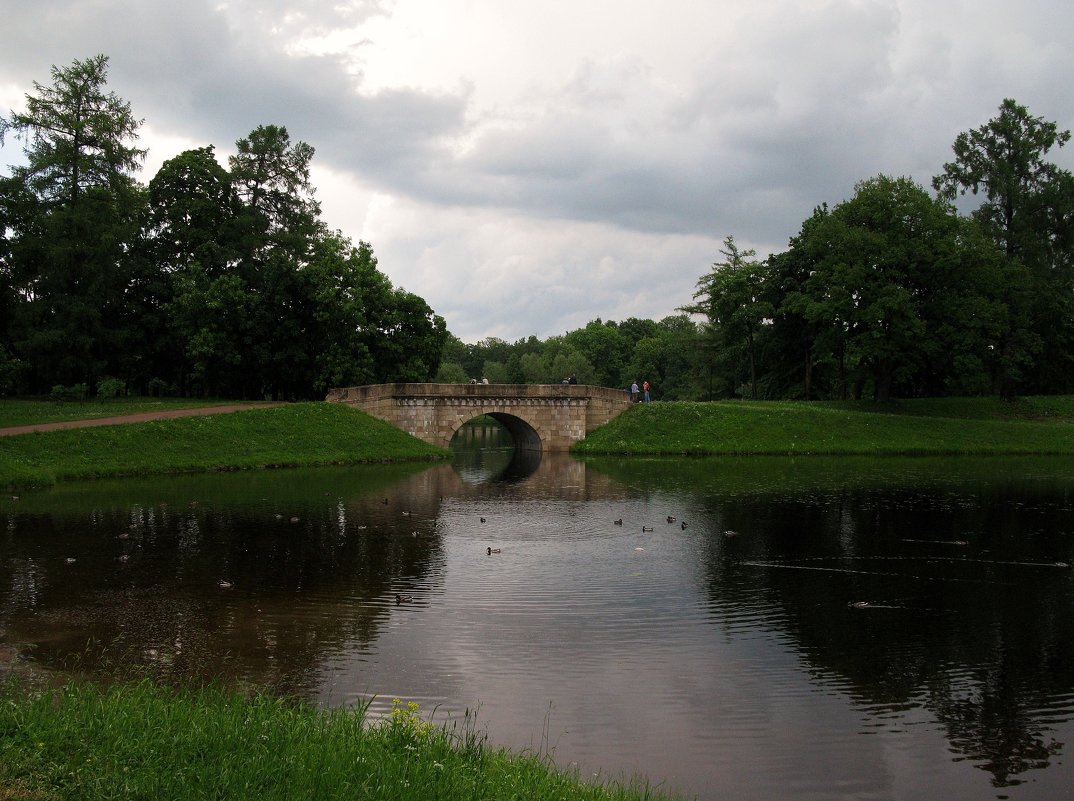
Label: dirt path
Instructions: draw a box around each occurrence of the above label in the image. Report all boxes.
[0,403,287,437]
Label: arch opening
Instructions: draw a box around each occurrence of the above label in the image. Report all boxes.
[447,413,542,453]
[448,415,542,484]
[484,412,542,452]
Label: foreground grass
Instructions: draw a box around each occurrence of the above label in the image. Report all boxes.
[0,681,675,801]
[0,397,248,428]
[0,403,448,488]
[575,396,1074,456]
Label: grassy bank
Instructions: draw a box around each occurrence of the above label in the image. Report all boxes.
[0,403,448,488]
[0,681,674,801]
[575,396,1074,456]
[0,396,250,428]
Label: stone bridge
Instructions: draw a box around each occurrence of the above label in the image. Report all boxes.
[325,383,634,451]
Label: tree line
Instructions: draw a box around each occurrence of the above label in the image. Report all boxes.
[440,99,1074,403]
[684,99,1074,402]
[0,55,446,400]
[434,314,705,399]
[3,58,1071,404]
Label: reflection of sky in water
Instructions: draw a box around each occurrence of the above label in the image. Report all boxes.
[316,457,1074,800]
[317,488,974,800]
[2,454,1074,801]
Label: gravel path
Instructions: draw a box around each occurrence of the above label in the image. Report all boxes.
[0,403,287,437]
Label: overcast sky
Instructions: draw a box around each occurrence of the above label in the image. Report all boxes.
[2,0,1073,343]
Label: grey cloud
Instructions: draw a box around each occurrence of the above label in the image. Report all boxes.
[355,1,909,245]
[1,0,467,186]
[4,0,1074,343]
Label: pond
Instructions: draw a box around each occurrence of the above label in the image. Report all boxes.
[1,421,1073,801]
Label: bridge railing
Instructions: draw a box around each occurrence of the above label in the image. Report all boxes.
[326,382,633,404]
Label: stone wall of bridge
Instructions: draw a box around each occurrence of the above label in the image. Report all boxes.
[325,383,633,451]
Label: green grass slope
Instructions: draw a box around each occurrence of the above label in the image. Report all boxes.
[575,398,1074,456]
[0,403,447,488]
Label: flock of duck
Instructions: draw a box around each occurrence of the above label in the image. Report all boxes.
[54,498,754,603]
[614,515,691,532]
[48,493,1072,617]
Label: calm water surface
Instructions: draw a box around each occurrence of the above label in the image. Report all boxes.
[2,424,1073,801]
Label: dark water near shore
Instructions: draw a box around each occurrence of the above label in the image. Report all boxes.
[2,424,1073,800]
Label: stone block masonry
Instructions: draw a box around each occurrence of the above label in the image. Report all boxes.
[325,383,634,451]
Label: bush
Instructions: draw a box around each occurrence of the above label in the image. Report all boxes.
[0,346,25,395]
[96,376,126,399]
[146,377,169,397]
[49,383,89,402]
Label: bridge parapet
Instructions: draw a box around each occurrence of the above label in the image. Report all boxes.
[326,383,633,451]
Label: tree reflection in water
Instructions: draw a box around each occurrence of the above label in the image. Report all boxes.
[1,453,1073,797]
[592,456,1074,790]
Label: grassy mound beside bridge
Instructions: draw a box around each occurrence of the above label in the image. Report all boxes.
[575,396,1074,456]
[0,402,448,489]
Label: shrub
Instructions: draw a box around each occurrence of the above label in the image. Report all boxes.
[146,377,169,397]
[96,376,126,399]
[49,383,88,402]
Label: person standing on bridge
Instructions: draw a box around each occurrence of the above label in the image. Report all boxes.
[643,380,651,402]
[630,381,639,402]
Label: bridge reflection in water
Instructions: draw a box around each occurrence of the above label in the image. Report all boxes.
[450,419,543,483]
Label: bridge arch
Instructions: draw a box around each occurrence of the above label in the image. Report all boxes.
[326,383,633,452]
[449,412,543,452]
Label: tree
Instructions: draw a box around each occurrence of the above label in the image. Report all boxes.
[229,124,319,239]
[624,315,704,400]
[934,99,1074,393]
[933,99,1071,266]
[480,361,511,383]
[565,320,628,387]
[0,54,145,207]
[0,55,148,391]
[682,235,773,399]
[435,361,469,383]
[148,146,240,275]
[520,351,552,383]
[778,176,1016,400]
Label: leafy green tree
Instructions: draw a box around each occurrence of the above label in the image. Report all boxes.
[764,206,838,399]
[435,361,469,383]
[167,270,254,396]
[520,351,552,383]
[934,99,1074,393]
[148,146,240,275]
[229,124,319,238]
[624,315,704,400]
[550,348,597,385]
[0,55,148,392]
[933,99,1071,266]
[439,334,473,376]
[370,287,448,383]
[0,55,144,206]
[682,235,773,399]
[141,146,243,393]
[564,320,628,387]
[615,317,660,344]
[481,361,510,383]
[778,176,1018,400]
